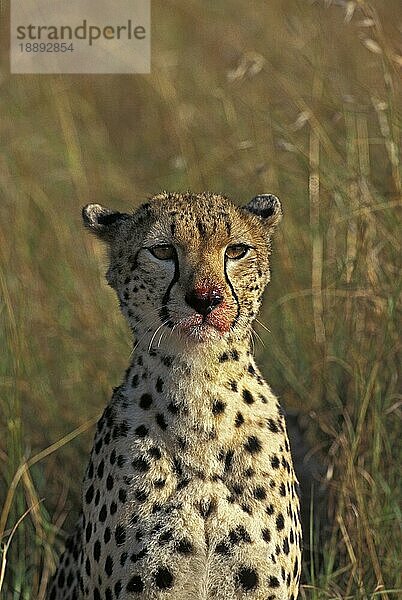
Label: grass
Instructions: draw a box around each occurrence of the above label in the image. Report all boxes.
[0,0,401,597]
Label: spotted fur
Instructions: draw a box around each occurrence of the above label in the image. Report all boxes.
[48,192,302,600]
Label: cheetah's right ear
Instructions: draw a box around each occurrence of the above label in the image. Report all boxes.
[243,194,282,230]
[82,204,129,243]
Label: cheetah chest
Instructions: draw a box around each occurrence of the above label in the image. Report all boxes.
[81,412,301,599]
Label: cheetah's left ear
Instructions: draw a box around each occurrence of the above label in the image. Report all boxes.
[82,203,130,243]
[243,194,282,229]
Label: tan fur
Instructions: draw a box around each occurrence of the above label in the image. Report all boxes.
[48,192,301,600]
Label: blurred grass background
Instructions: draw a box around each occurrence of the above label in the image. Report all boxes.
[1,0,401,597]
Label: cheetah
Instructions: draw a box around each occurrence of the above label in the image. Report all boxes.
[48,192,302,600]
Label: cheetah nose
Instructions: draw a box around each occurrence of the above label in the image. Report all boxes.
[185,288,223,317]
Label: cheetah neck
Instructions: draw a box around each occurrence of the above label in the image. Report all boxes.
[111,336,277,475]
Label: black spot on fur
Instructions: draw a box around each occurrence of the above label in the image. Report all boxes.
[159,529,173,545]
[156,377,164,393]
[242,389,254,404]
[132,457,150,472]
[113,421,130,439]
[262,528,271,542]
[97,460,104,479]
[177,478,190,490]
[293,556,299,578]
[229,525,251,544]
[135,489,148,502]
[212,399,226,415]
[135,425,148,437]
[175,538,193,554]
[233,483,244,495]
[85,485,94,504]
[177,436,186,450]
[155,567,174,589]
[235,412,244,427]
[253,486,267,500]
[172,457,183,477]
[230,349,240,360]
[139,393,153,410]
[244,436,262,454]
[99,505,107,522]
[267,418,279,433]
[167,402,179,414]
[276,513,285,531]
[115,525,126,545]
[156,413,168,429]
[93,540,101,562]
[162,355,173,367]
[131,548,147,563]
[224,450,234,472]
[271,455,280,469]
[268,575,280,588]
[215,541,230,554]
[149,446,162,459]
[126,575,144,593]
[290,529,295,544]
[105,555,113,577]
[236,567,259,591]
[104,527,111,543]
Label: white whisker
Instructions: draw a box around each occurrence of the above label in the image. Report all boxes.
[157,328,166,349]
[255,317,271,333]
[251,327,265,348]
[148,320,170,353]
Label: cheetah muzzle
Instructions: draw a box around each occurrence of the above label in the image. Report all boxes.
[48,192,302,600]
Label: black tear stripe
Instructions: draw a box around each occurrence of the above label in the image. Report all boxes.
[159,253,180,326]
[224,257,240,328]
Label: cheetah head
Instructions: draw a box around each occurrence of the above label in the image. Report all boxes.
[83,192,281,349]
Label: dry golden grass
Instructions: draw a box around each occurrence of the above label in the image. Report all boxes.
[1,1,401,597]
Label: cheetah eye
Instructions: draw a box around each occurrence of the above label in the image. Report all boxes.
[225,244,250,260]
[148,244,176,261]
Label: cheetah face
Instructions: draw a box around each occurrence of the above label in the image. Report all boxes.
[83,192,282,346]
